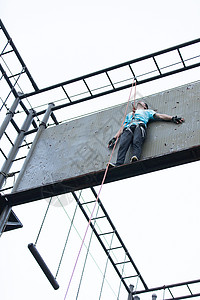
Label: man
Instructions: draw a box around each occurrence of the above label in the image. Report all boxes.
[108,101,184,166]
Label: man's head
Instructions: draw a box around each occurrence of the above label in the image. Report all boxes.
[132,101,148,110]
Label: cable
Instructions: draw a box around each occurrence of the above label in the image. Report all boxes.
[117,253,127,299]
[55,193,80,279]
[63,78,137,299]
[75,201,101,299]
[59,191,118,299]
[35,197,52,246]
[98,232,115,300]
[79,190,132,286]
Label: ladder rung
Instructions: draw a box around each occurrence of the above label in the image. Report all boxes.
[115,261,130,265]
[1,49,14,56]
[107,246,123,251]
[8,71,25,78]
[123,275,138,280]
[91,215,106,220]
[153,56,162,75]
[81,200,96,205]
[99,231,114,236]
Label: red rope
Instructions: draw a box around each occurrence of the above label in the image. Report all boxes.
[64,78,137,299]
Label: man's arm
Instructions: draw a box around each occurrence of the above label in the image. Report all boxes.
[154,113,184,123]
[114,125,125,139]
[108,124,125,148]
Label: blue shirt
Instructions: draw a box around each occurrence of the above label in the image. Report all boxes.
[124,109,156,128]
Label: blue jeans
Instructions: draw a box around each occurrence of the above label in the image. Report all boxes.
[116,125,146,165]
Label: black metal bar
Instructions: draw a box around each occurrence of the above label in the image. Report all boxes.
[50,112,59,125]
[99,231,114,236]
[107,246,123,251]
[123,275,138,279]
[61,86,71,102]
[0,204,12,234]
[28,243,59,290]
[0,63,18,99]
[177,48,186,67]
[105,72,115,89]
[12,156,26,162]
[0,148,7,160]
[187,284,193,295]
[168,287,174,298]
[0,19,39,91]
[115,261,130,265]
[153,56,162,75]
[0,185,13,192]
[10,118,20,133]
[1,49,14,56]
[0,40,11,55]
[81,200,96,205]
[24,128,38,136]
[128,65,137,82]
[19,100,37,129]
[91,215,106,220]
[4,132,14,146]
[164,293,200,300]
[18,142,32,148]
[8,71,26,79]
[83,79,93,96]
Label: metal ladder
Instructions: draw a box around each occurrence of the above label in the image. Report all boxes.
[72,187,148,294]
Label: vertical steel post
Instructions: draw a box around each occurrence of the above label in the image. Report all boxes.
[12,103,55,193]
[0,95,21,140]
[0,110,34,236]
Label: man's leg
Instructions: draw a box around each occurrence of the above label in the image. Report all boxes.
[116,130,133,165]
[131,126,146,160]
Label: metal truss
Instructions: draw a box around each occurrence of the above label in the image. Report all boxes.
[1,19,200,300]
[132,278,200,300]
[18,38,200,116]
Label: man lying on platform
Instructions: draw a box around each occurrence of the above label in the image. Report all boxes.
[108,101,184,167]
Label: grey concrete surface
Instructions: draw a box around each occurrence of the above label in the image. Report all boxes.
[14,80,200,192]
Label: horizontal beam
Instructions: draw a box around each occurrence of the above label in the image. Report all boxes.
[19,38,200,101]
[4,145,200,207]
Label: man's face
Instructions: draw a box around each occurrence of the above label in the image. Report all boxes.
[137,101,147,109]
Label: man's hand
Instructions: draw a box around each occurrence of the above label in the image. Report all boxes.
[172,116,184,124]
[108,137,116,148]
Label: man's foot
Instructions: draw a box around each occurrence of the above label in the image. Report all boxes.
[107,162,116,168]
[130,156,138,163]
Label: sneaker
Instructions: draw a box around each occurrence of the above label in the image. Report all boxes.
[107,162,116,168]
[130,156,138,163]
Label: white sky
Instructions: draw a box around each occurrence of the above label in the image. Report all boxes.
[1,1,200,300]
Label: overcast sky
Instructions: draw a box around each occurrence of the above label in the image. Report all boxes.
[1,1,200,300]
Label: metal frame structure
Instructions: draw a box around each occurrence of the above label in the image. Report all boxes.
[1,19,200,299]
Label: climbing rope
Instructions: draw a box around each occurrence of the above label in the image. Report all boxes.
[64,77,137,299]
